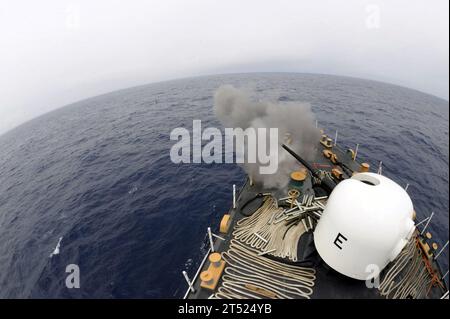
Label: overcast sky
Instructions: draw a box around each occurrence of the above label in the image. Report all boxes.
[0,0,448,135]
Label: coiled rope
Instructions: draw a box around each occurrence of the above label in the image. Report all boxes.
[214,239,316,299]
[232,196,308,261]
[379,238,435,299]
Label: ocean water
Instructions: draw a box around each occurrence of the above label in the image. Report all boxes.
[0,73,448,298]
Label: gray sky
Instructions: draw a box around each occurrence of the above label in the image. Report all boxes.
[0,0,448,135]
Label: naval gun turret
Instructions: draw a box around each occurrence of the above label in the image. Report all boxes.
[314,172,416,280]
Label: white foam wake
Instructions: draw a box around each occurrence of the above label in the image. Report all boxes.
[49,236,63,258]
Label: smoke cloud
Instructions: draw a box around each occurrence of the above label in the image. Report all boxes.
[214,85,321,188]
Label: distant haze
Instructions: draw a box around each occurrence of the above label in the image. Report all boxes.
[0,0,448,135]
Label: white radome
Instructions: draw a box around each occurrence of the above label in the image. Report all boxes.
[314,172,415,280]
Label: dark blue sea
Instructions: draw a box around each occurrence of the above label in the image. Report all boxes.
[0,73,448,298]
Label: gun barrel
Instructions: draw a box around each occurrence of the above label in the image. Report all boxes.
[281,144,318,178]
[281,143,336,193]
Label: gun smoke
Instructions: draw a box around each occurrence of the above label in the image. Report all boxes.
[213,85,320,188]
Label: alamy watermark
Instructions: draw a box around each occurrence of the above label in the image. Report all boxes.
[66,4,81,30]
[365,4,381,29]
[170,120,279,174]
[66,264,80,289]
[365,264,381,289]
